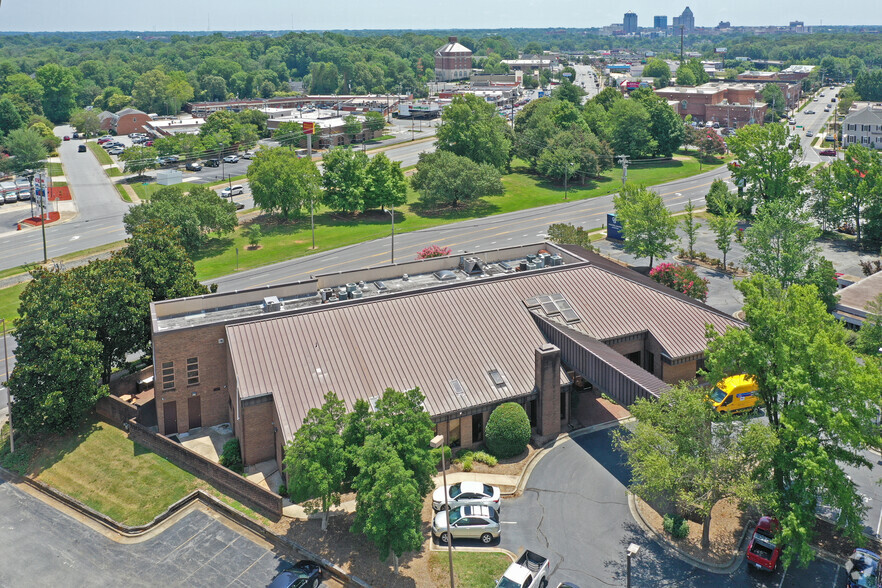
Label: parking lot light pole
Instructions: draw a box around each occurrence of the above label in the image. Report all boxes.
[626,543,640,588]
[430,434,454,588]
[2,318,12,454]
[386,206,395,263]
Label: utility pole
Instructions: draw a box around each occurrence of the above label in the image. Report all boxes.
[2,318,12,454]
[680,26,684,63]
[617,154,630,188]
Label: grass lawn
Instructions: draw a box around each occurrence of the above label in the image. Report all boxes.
[366,134,395,143]
[0,418,201,526]
[46,162,63,177]
[86,141,113,166]
[0,282,27,326]
[115,184,131,202]
[107,166,122,177]
[192,154,726,281]
[131,182,185,201]
[428,551,511,587]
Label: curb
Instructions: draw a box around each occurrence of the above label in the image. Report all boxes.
[627,492,750,574]
[427,535,517,560]
[0,465,371,587]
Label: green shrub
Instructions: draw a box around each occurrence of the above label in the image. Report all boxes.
[485,402,531,459]
[430,445,452,466]
[455,448,472,460]
[462,456,473,472]
[663,513,690,539]
[219,438,244,474]
[600,393,618,405]
[278,483,288,498]
[471,451,498,467]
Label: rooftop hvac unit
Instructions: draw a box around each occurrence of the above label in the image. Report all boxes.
[263,296,282,312]
[526,254,538,263]
[534,258,545,268]
[346,283,358,292]
[350,289,363,299]
[526,262,539,270]
[319,287,334,302]
[337,286,349,300]
[549,254,563,266]
[519,260,528,271]
[498,261,515,273]
[539,253,552,265]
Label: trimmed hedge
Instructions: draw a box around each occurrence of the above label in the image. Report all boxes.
[485,403,531,459]
[430,445,452,466]
[219,438,244,474]
[663,513,690,539]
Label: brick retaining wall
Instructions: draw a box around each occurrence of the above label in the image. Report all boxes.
[126,420,282,518]
[95,395,139,425]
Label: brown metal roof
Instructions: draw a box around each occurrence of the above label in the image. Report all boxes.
[225,263,743,442]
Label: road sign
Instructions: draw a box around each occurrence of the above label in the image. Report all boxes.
[562,72,572,77]
[303,122,315,135]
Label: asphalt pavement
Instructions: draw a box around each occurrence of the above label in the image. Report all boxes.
[499,426,848,587]
[0,478,336,588]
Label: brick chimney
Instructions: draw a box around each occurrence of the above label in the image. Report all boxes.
[449,36,457,43]
[534,343,561,443]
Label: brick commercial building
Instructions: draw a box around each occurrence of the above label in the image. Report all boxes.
[655,83,768,126]
[435,37,473,82]
[149,243,743,471]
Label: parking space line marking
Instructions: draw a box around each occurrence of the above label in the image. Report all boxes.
[876,507,882,536]
[778,564,788,588]
[832,564,840,588]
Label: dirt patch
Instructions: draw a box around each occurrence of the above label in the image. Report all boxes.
[636,496,750,565]
[269,494,441,588]
[246,245,263,251]
[812,518,882,561]
[675,256,749,277]
[444,443,538,479]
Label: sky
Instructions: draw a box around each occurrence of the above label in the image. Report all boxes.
[1,1,881,32]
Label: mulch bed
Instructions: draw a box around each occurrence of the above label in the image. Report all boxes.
[48,186,71,201]
[22,212,60,226]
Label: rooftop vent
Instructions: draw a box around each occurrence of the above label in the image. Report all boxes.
[263,296,282,313]
[460,257,483,275]
[374,281,388,292]
[488,370,505,387]
[434,270,457,281]
[368,395,380,411]
[449,379,466,397]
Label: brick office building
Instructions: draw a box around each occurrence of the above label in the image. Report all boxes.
[435,36,473,82]
[149,243,743,471]
[655,83,768,126]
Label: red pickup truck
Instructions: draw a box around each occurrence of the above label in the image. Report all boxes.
[746,516,782,572]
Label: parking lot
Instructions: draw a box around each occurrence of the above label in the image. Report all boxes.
[0,479,336,588]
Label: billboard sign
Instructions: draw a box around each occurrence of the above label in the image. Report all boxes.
[303,122,315,135]
[607,213,625,241]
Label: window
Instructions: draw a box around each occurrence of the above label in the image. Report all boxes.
[161,361,175,391]
[472,413,484,442]
[186,357,199,386]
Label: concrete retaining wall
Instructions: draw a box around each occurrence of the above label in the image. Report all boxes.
[126,420,282,518]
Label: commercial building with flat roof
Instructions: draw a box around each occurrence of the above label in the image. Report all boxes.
[834,271,882,328]
[148,243,743,471]
[655,82,768,126]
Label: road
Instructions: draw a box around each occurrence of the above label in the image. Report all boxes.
[793,85,842,166]
[498,427,848,587]
[210,164,732,292]
[0,478,337,587]
[573,63,602,100]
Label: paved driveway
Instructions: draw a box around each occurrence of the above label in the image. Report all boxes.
[499,427,846,587]
[0,479,333,587]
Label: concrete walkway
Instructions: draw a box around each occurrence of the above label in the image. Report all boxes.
[121,183,141,204]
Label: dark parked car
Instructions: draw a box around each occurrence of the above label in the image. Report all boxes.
[268,560,322,588]
[185,162,202,171]
[78,145,87,153]
[205,158,220,167]
[846,548,881,588]
[819,149,838,156]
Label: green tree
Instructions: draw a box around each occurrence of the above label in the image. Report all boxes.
[727,123,810,208]
[245,223,263,249]
[131,69,172,114]
[118,146,158,177]
[123,220,208,302]
[284,392,348,531]
[615,382,778,549]
[855,294,882,355]
[705,275,882,566]
[0,96,23,136]
[123,185,238,253]
[697,129,727,160]
[369,387,436,496]
[321,147,370,213]
[35,64,78,123]
[613,185,680,267]
[675,66,697,86]
[68,108,101,136]
[5,73,44,116]
[591,87,623,112]
[762,84,786,119]
[363,111,386,133]
[341,398,372,483]
[351,434,424,574]
[632,89,686,156]
[411,150,504,208]
[742,198,821,288]
[4,127,48,174]
[247,147,321,219]
[436,93,512,171]
[9,269,105,434]
[343,114,362,142]
[681,199,701,258]
[77,256,152,384]
[814,144,881,248]
[275,121,304,149]
[707,196,741,268]
[553,81,585,105]
[608,99,657,159]
[855,70,882,101]
[364,153,407,211]
[643,58,672,87]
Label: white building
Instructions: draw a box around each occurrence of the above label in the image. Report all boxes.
[842,104,882,150]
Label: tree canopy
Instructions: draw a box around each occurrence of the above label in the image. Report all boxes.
[613,185,680,267]
[436,93,513,171]
[247,147,321,219]
[411,150,504,208]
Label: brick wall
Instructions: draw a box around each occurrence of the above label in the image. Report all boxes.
[154,324,230,435]
[662,358,699,384]
[535,344,562,441]
[127,420,282,518]
[95,395,139,426]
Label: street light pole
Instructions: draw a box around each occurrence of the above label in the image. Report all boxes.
[626,543,640,588]
[430,433,455,588]
[2,318,12,454]
[386,206,395,263]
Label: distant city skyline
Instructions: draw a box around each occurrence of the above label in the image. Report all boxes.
[0,1,880,32]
